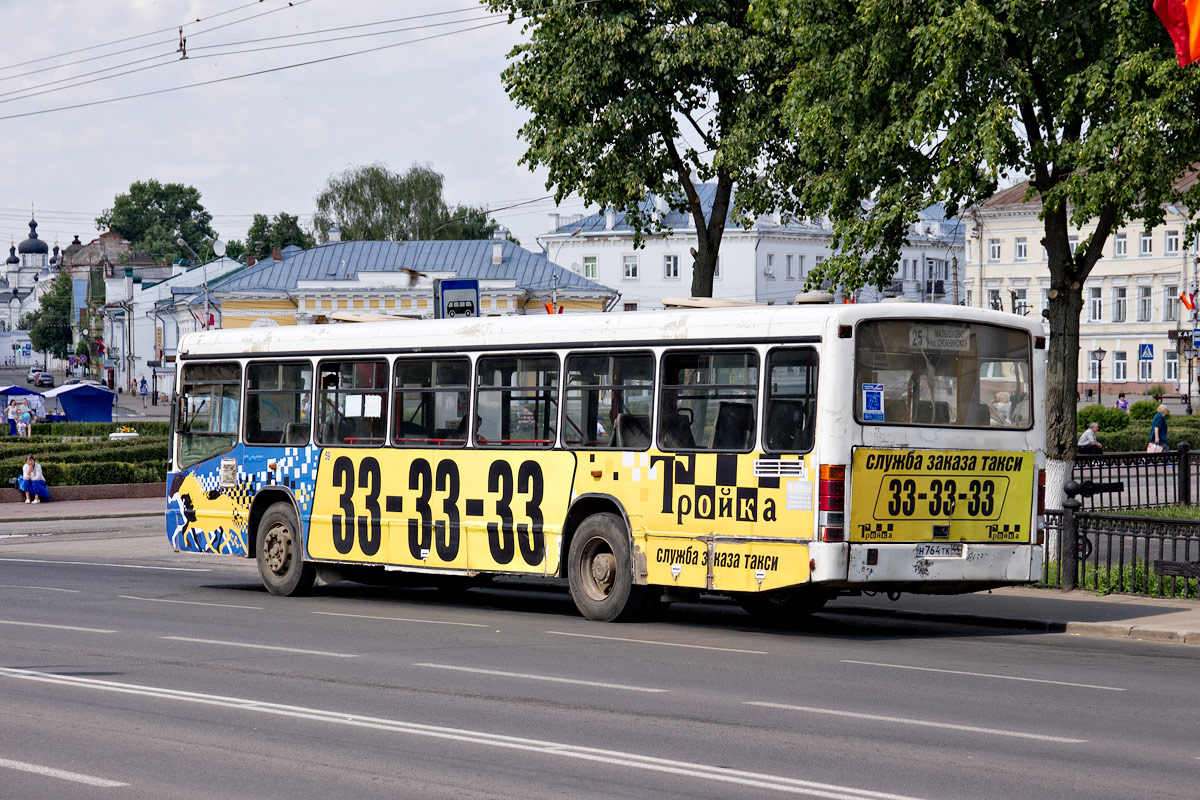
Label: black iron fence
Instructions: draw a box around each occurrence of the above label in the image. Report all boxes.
[1042,508,1200,598]
[1073,442,1197,510]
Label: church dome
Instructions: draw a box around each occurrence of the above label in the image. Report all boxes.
[5,244,17,265]
[17,218,49,255]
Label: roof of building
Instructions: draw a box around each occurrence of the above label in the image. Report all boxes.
[211,239,613,295]
[17,218,48,255]
[981,172,1200,213]
[5,244,17,265]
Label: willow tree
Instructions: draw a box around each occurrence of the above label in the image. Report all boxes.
[746,0,1200,500]
[487,0,787,296]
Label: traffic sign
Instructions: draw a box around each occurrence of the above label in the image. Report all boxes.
[1139,344,1154,360]
[434,279,480,319]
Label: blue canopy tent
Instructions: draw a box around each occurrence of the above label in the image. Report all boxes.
[41,384,116,422]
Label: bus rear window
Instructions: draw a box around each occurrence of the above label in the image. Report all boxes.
[854,320,1033,429]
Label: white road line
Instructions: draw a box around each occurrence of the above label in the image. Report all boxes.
[0,584,80,593]
[312,611,487,627]
[158,636,358,658]
[546,630,767,655]
[842,660,1125,692]
[0,620,115,633]
[0,667,932,800]
[120,595,263,610]
[0,756,127,788]
[744,701,1087,744]
[0,557,208,572]
[413,663,669,693]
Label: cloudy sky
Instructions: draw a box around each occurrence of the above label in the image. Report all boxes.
[0,0,590,255]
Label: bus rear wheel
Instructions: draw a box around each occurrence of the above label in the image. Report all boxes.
[567,513,649,622]
[256,503,315,597]
[739,588,829,626]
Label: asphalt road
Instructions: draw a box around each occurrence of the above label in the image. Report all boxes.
[1,518,1196,800]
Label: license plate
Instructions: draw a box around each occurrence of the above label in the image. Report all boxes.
[914,543,963,559]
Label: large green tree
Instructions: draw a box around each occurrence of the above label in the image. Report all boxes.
[748,0,1200,496]
[486,0,786,296]
[243,212,317,260]
[313,163,498,242]
[96,179,216,262]
[26,271,76,360]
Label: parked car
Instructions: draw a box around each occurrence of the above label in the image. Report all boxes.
[64,378,102,386]
[26,366,40,384]
[33,372,54,388]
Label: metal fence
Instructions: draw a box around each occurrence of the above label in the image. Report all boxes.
[1042,509,1200,598]
[1073,442,1197,510]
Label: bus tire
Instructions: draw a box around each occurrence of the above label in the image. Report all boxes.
[256,503,315,597]
[739,588,829,626]
[567,513,649,622]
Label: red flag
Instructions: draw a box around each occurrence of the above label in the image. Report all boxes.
[1182,292,1196,311]
[1155,0,1200,67]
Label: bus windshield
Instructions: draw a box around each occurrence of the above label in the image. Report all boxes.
[854,319,1033,429]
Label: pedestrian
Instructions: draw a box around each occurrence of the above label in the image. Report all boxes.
[1115,392,1129,412]
[17,401,33,438]
[19,454,48,503]
[1077,421,1103,454]
[4,399,17,436]
[1148,403,1169,453]
[139,376,148,408]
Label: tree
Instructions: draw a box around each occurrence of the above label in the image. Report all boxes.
[749,0,1200,498]
[440,204,500,241]
[27,271,75,361]
[486,0,786,296]
[97,179,216,262]
[243,212,317,260]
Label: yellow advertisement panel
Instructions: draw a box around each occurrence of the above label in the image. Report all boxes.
[309,449,577,574]
[641,536,809,593]
[850,449,1034,543]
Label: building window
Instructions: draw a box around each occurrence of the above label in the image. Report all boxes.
[1069,235,1079,256]
[1166,285,1179,321]
[714,258,722,279]
[765,253,775,278]
[797,254,806,277]
[1112,287,1126,322]
[1114,233,1127,257]
[1167,230,1180,254]
[987,289,1002,310]
[582,255,597,279]
[1138,286,1152,321]
[1139,357,1153,382]
[1041,289,1050,316]
[663,254,679,280]
[988,239,1000,261]
[1014,237,1027,261]
[1012,288,1028,315]
[622,255,639,280]
[1113,351,1127,381]
[786,254,795,279]
[1041,244,1048,260]
[623,302,638,312]
[965,289,973,307]
[1167,351,1180,381]
[1140,232,1152,256]
[1088,287,1102,321]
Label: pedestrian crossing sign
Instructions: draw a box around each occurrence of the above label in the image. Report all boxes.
[1139,344,1154,360]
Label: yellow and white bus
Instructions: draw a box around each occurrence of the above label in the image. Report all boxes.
[167,302,1046,622]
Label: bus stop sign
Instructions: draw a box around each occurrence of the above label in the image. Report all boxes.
[434,279,480,319]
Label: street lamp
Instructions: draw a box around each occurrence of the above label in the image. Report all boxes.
[1185,346,1197,415]
[1090,348,1107,404]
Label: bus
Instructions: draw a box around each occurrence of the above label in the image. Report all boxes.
[167,302,1046,622]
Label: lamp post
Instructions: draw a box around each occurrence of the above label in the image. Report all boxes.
[1185,346,1197,416]
[1090,348,1107,404]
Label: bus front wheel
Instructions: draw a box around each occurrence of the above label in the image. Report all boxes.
[567,513,649,622]
[256,503,315,597]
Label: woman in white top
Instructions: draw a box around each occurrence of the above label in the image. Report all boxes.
[19,454,48,503]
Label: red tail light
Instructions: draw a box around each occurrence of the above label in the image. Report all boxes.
[819,464,845,542]
[1037,469,1046,516]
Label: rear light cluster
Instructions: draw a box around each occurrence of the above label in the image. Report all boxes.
[819,464,845,542]
[1036,469,1047,545]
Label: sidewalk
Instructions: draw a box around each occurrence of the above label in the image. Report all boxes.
[2,495,1198,645]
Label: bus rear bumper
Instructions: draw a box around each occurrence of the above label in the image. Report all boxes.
[810,541,1043,591]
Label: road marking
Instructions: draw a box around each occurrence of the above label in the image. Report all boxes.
[159,636,357,658]
[0,620,115,633]
[414,663,669,693]
[0,667,932,800]
[120,595,263,610]
[0,584,80,593]
[0,557,208,572]
[0,757,127,788]
[744,702,1087,744]
[312,611,487,627]
[546,630,767,655]
[842,660,1125,692]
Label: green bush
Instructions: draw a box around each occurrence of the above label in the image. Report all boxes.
[37,421,170,437]
[1076,404,1129,433]
[1095,428,1146,452]
[0,436,169,486]
[1128,400,1158,421]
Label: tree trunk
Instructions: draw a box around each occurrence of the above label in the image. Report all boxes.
[1043,258,1084,511]
[686,174,733,298]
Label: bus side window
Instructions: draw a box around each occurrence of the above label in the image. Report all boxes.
[394,358,470,448]
[659,350,758,452]
[316,360,388,446]
[245,361,312,446]
[178,362,241,468]
[763,348,818,453]
[563,352,654,450]
[476,354,559,448]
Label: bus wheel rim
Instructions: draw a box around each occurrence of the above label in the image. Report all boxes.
[264,522,292,576]
[580,537,616,600]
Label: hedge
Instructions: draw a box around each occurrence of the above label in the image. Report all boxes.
[0,436,166,461]
[1128,400,1158,421]
[1076,404,1130,433]
[4,460,165,487]
[36,421,170,437]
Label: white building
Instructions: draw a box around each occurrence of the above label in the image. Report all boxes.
[540,186,966,310]
[965,178,1200,397]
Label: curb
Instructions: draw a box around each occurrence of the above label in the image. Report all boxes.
[0,512,162,524]
[830,604,1200,646]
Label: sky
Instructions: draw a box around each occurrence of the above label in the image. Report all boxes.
[0,0,592,256]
